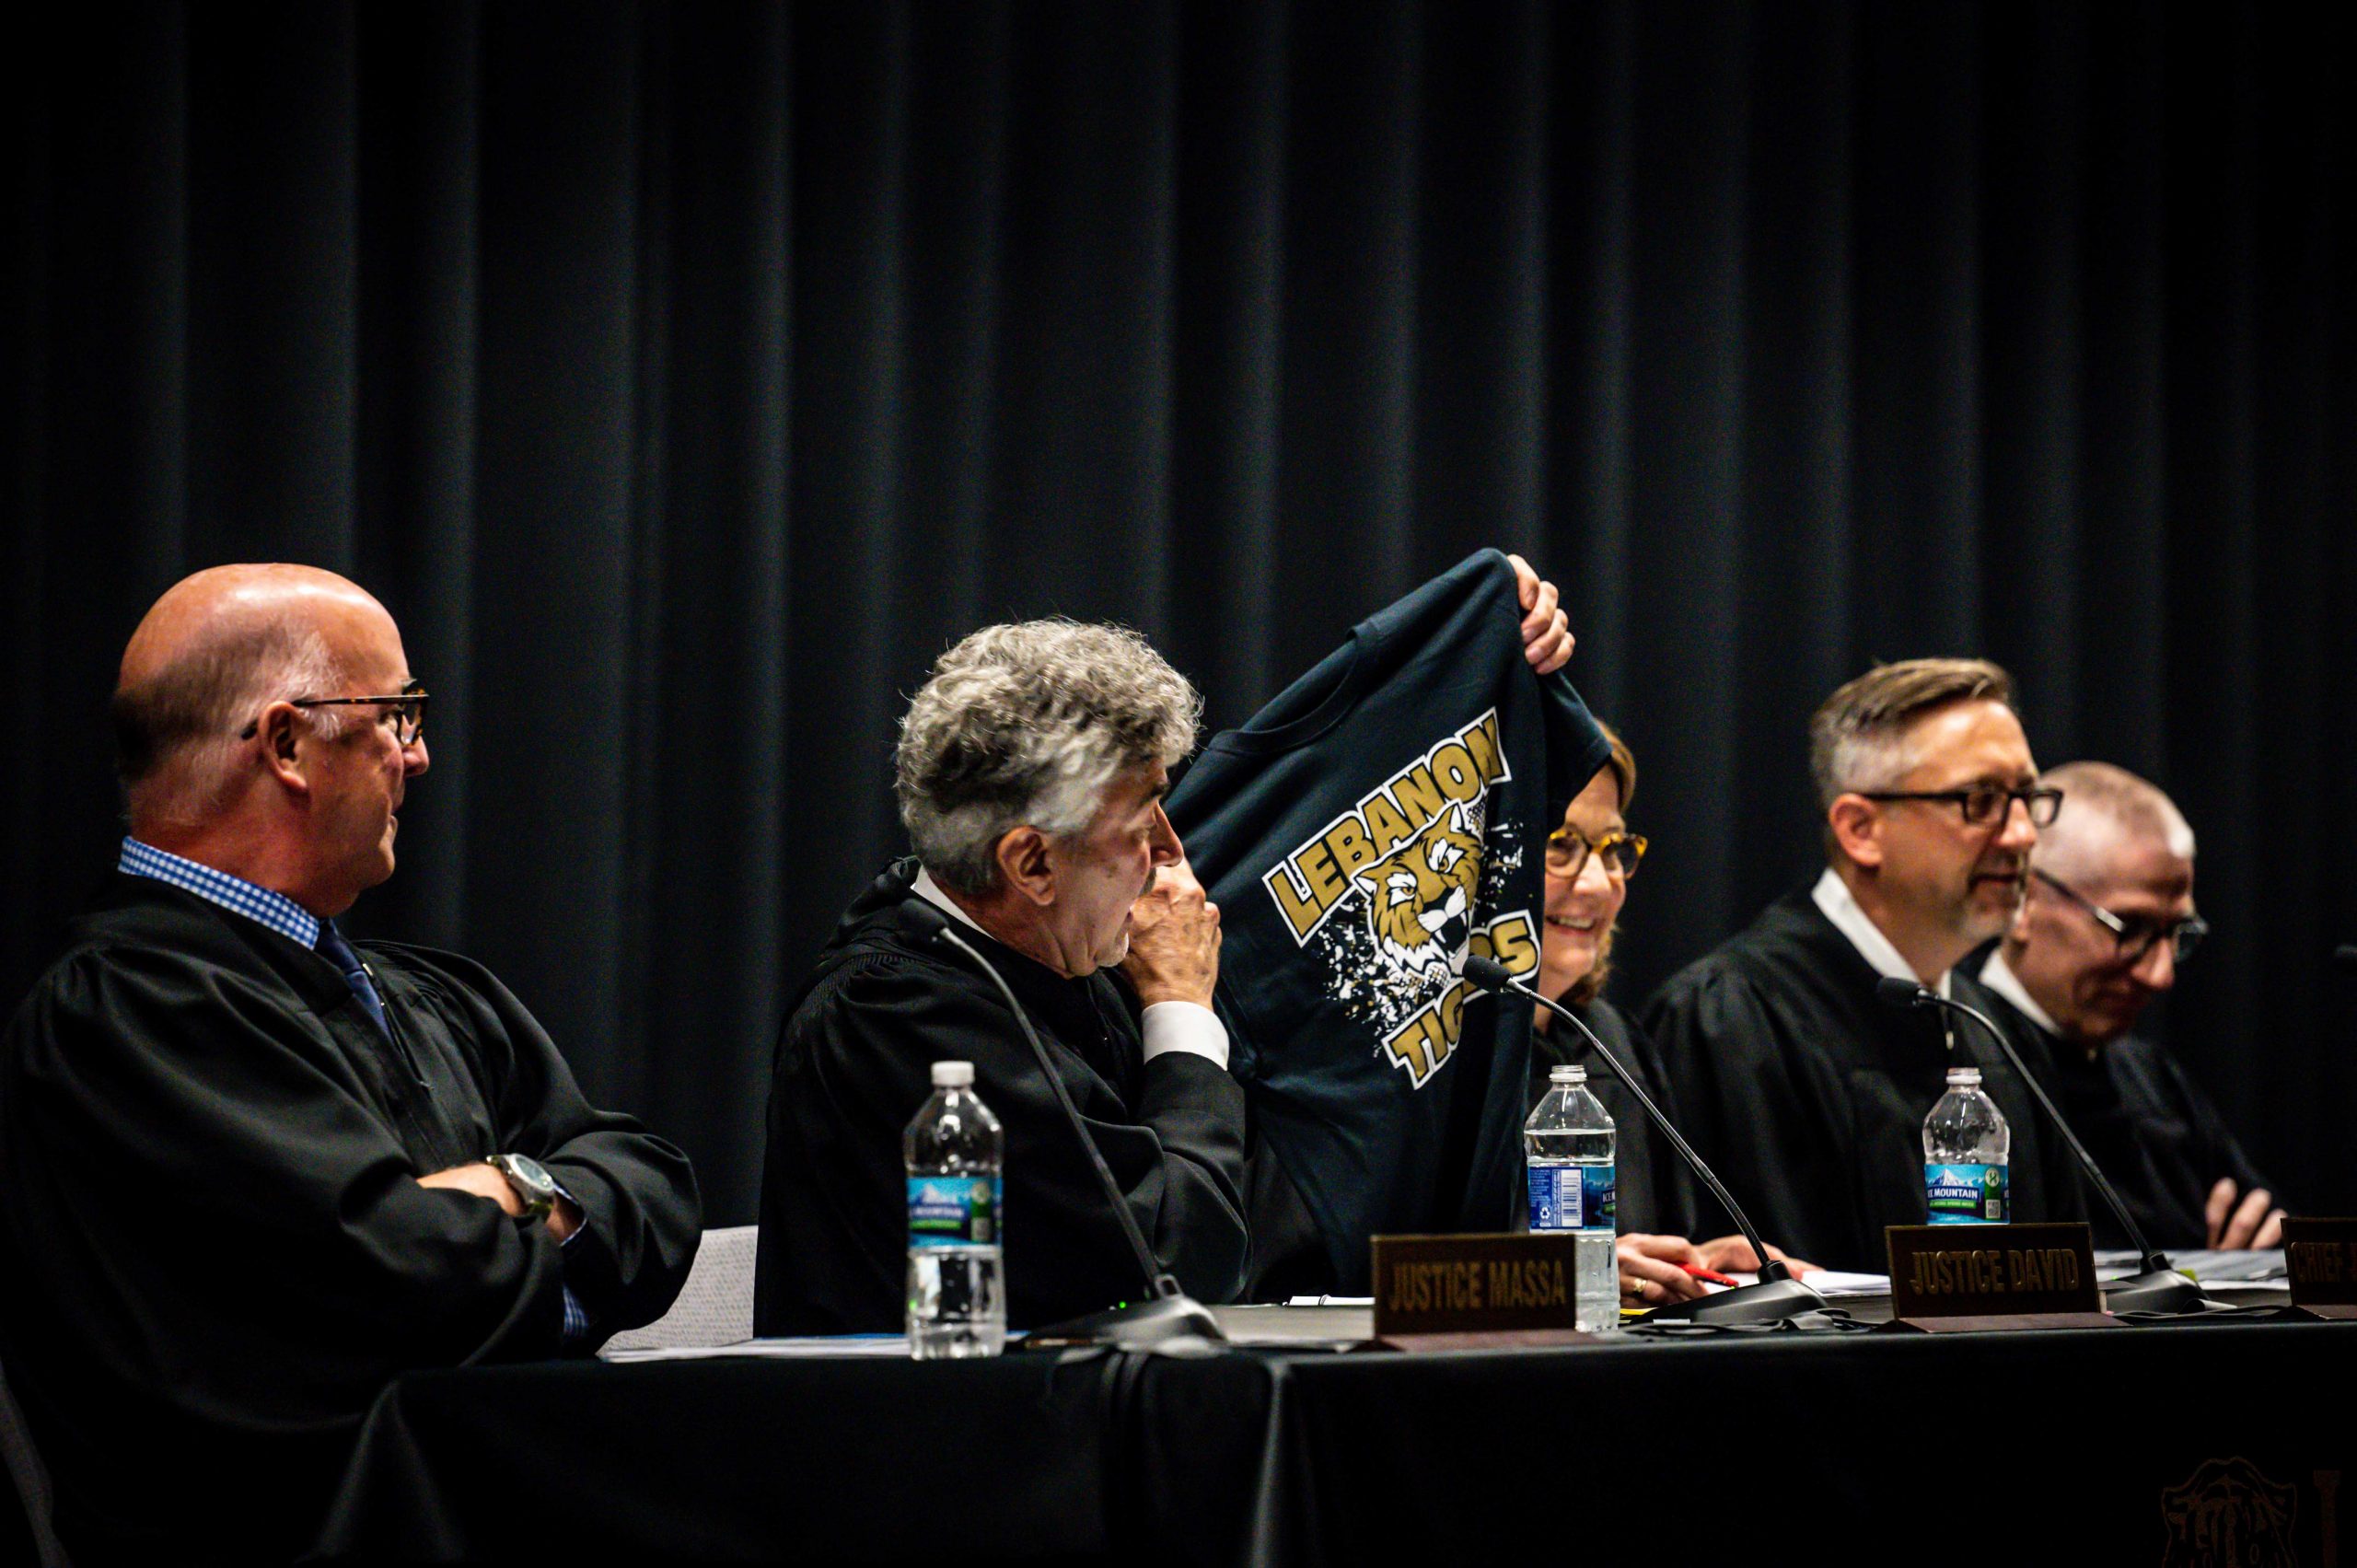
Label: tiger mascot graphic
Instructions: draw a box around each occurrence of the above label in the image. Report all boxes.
[1351,802,1482,982]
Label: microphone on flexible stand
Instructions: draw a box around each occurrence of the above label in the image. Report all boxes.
[1872,976,2208,1315]
[900,896,1225,1350]
[1460,956,1827,1325]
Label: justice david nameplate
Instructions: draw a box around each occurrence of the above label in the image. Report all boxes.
[1886,1222,2102,1321]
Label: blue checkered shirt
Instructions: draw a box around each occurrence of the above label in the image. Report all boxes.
[120,836,320,947]
[118,838,593,1347]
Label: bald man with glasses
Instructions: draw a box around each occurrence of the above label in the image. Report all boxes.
[1973,761,2281,1251]
[0,564,700,1564]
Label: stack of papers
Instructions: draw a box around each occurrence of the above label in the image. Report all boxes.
[2095,1248,2285,1283]
[1714,1270,1887,1297]
[602,1336,914,1362]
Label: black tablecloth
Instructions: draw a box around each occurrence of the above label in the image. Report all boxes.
[308,1356,1124,1563]
[309,1320,2356,1565]
[1216,1320,2350,1562]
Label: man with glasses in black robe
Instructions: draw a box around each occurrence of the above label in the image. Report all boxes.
[1643,659,2086,1273]
[1971,760,2278,1251]
[0,564,700,1565]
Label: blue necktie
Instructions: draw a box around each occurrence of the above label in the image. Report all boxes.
[317,921,391,1040]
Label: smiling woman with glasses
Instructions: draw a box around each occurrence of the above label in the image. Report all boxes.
[1528,724,1814,1308]
[1543,821,1648,884]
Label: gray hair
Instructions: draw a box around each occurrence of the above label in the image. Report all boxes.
[115,621,349,829]
[2035,760,2197,866]
[896,620,1201,894]
[1808,657,2017,808]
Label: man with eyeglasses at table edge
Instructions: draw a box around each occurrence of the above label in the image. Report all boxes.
[0,564,700,1565]
[1641,659,2088,1274]
[1968,761,2281,1253]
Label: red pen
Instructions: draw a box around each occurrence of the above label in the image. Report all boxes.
[1681,1263,1741,1288]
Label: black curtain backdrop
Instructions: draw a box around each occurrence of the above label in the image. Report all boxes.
[6,3,2352,1226]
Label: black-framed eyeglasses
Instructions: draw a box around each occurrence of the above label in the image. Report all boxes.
[240,680,429,746]
[2033,868,2207,965]
[1545,826,1648,880]
[1857,783,2063,828]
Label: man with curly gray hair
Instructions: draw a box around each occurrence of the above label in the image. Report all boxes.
[896,619,1202,900]
[756,618,1246,1335]
[757,556,1577,1331]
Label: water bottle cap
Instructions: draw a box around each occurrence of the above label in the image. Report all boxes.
[1946,1066,1982,1086]
[1549,1064,1587,1085]
[931,1060,975,1087]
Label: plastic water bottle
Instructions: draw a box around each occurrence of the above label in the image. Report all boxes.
[1526,1063,1617,1331]
[1923,1065,2010,1225]
[906,1061,1005,1358]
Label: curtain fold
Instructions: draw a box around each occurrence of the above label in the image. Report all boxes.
[6,0,2351,1223]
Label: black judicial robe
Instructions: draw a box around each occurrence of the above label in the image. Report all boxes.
[1528,994,1698,1238]
[754,863,1249,1334]
[1968,974,2276,1251]
[0,875,700,1565]
[1641,889,2086,1273]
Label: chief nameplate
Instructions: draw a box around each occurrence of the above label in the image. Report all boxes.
[1372,1233,1584,1336]
[1887,1223,2100,1319]
[2282,1217,2357,1308]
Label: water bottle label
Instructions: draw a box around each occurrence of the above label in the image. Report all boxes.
[1527,1165,1615,1232]
[907,1175,1002,1247]
[1925,1162,2008,1224]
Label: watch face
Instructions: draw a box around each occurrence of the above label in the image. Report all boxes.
[497,1154,558,1202]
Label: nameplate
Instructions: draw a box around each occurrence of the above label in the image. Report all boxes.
[1376,1329,1598,1353]
[1372,1233,1584,1336]
[1886,1223,2100,1318]
[2282,1218,2357,1307]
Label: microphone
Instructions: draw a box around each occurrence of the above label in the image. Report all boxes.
[900,894,1225,1350]
[1461,956,1827,1325]
[1872,976,2208,1315]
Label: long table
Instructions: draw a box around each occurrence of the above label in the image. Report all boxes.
[308,1307,2356,1564]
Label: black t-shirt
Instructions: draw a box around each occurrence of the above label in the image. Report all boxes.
[1168,550,1610,1290]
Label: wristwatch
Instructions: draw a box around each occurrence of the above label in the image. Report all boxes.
[485,1153,562,1222]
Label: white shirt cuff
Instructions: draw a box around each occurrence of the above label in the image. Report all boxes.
[1140,1001,1230,1069]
